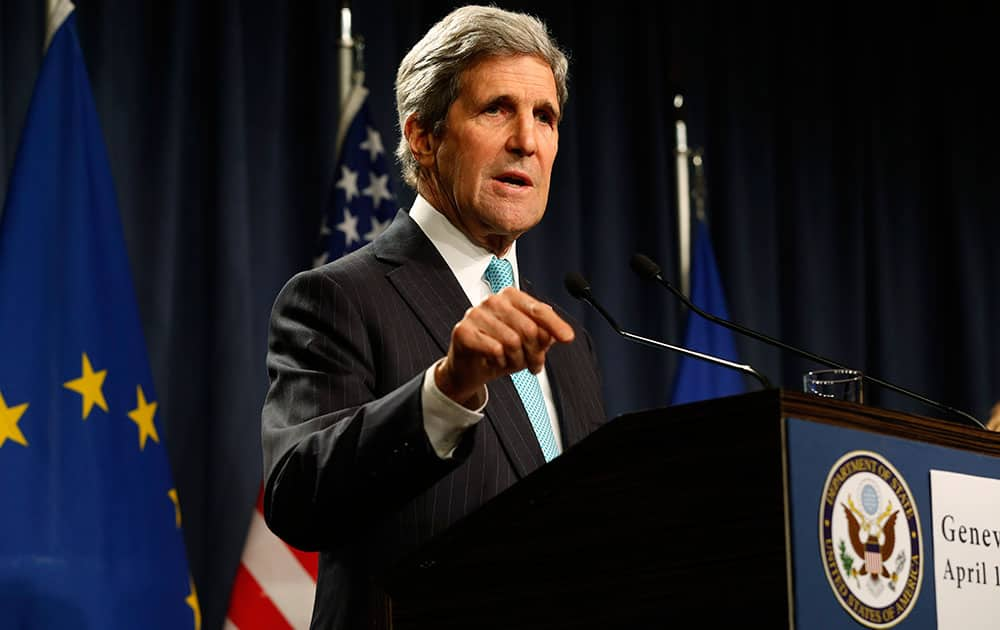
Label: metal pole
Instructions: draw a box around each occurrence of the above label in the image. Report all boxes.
[691,149,706,222]
[338,1,354,108]
[673,94,691,297]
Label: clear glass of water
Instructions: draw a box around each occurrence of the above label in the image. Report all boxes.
[803,368,864,403]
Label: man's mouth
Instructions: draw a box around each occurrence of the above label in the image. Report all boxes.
[494,171,533,187]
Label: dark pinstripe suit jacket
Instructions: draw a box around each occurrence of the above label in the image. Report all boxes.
[261,210,607,629]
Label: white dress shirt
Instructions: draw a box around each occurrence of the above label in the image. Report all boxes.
[409,194,563,459]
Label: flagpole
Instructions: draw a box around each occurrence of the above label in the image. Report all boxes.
[691,149,706,222]
[45,0,74,52]
[673,93,691,297]
[335,2,368,156]
[338,0,354,108]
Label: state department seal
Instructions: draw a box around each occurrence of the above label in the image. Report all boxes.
[819,451,922,628]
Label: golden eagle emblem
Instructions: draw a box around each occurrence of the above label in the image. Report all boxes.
[820,451,922,628]
[842,496,899,584]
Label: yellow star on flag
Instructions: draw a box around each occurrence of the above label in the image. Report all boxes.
[63,353,108,420]
[127,385,159,450]
[168,488,182,528]
[0,391,29,448]
[186,578,202,630]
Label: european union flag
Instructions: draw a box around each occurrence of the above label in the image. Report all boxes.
[669,219,746,405]
[315,84,398,266]
[0,8,197,629]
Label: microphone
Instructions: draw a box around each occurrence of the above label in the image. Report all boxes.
[630,253,988,430]
[563,272,771,390]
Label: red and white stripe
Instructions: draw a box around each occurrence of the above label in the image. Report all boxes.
[865,549,883,578]
[225,486,318,630]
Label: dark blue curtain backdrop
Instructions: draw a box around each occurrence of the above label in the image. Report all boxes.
[2,2,997,628]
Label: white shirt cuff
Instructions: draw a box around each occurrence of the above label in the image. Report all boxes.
[422,360,487,459]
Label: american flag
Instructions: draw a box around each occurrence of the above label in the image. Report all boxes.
[225,84,397,629]
[314,85,399,266]
[224,487,317,629]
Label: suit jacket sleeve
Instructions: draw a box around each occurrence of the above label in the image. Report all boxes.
[260,266,460,551]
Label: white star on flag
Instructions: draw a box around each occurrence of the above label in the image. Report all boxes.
[359,126,385,162]
[336,208,360,246]
[362,173,394,209]
[364,216,390,242]
[335,166,360,202]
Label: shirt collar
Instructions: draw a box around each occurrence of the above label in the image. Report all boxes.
[409,194,519,305]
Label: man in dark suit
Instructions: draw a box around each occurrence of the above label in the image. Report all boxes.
[261,5,607,628]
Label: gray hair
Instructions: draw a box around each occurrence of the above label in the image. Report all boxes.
[394,5,570,188]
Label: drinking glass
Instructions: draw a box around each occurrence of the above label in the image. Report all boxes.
[803,369,864,403]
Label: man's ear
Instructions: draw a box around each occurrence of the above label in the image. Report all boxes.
[404,113,436,170]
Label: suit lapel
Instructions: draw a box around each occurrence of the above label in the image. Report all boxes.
[374,211,546,478]
[375,211,468,355]
[544,341,588,450]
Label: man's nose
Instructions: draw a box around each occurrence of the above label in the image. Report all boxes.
[505,112,537,156]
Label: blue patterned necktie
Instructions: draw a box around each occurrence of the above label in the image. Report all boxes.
[483,256,561,462]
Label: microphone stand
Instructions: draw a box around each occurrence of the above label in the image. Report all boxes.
[565,273,772,391]
[630,254,987,430]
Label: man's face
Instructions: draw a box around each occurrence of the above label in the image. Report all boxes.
[417,54,560,255]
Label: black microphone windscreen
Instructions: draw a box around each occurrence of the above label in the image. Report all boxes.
[563,272,592,300]
[630,253,661,280]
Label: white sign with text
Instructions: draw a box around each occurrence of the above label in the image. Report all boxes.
[929,469,1000,629]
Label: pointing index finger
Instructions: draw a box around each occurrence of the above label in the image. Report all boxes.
[521,300,574,344]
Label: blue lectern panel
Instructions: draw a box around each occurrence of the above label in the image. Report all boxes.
[786,417,1000,629]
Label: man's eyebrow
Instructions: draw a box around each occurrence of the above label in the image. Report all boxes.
[480,94,515,107]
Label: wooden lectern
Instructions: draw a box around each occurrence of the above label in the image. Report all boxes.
[379,389,1000,629]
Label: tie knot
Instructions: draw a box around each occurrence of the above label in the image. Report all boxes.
[484,256,514,294]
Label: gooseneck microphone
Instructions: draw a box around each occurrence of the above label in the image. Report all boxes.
[563,272,772,390]
[630,253,987,430]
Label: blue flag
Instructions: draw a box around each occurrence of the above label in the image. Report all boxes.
[669,219,746,405]
[315,85,399,266]
[0,10,197,629]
